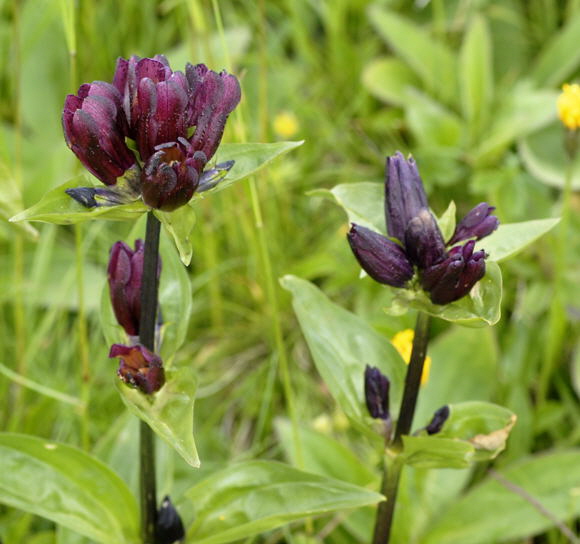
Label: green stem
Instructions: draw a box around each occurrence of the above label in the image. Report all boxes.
[538,155,574,402]
[139,212,161,544]
[372,311,431,544]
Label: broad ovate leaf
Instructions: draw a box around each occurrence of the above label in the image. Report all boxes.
[476,218,560,262]
[116,365,199,468]
[281,275,406,424]
[0,433,138,544]
[184,460,384,544]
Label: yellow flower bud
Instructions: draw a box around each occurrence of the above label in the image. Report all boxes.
[557,83,580,130]
[273,111,299,139]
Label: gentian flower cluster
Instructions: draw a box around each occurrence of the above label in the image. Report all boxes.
[348,152,499,305]
[63,55,241,212]
[107,240,164,394]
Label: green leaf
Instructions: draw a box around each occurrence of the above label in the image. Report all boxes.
[437,200,456,242]
[155,206,196,266]
[191,141,304,201]
[276,420,375,486]
[530,12,580,87]
[401,436,475,469]
[184,460,384,544]
[459,15,493,141]
[473,83,557,167]
[368,5,457,105]
[476,218,560,262]
[405,89,464,148]
[519,121,580,189]
[430,401,516,461]
[362,57,421,106]
[311,182,385,234]
[117,365,199,468]
[383,261,502,327]
[280,275,406,423]
[421,450,580,544]
[0,433,138,544]
[9,177,147,225]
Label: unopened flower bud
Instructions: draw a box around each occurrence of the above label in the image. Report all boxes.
[108,240,145,337]
[426,405,450,435]
[385,152,429,244]
[364,365,390,420]
[448,203,499,245]
[347,224,414,287]
[156,496,185,544]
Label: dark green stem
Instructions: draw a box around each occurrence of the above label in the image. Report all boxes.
[139,212,161,544]
[372,311,431,544]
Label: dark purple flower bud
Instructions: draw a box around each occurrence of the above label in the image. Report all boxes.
[63,81,135,185]
[197,160,235,192]
[108,240,152,336]
[186,64,241,161]
[347,224,414,287]
[141,140,205,211]
[404,208,447,269]
[448,203,499,245]
[156,496,185,544]
[421,241,487,304]
[109,343,165,394]
[364,365,390,420]
[385,152,429,245]
[426,405,450,435]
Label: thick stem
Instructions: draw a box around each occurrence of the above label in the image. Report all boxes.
[139,212,161,544]
[372,311,431,544]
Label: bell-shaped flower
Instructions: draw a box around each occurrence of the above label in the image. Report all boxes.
[347,224,414,287]
[63,81,136,185]
[448,203,499,245]
[364,365,390,420]
[141,140,205,211]
[109,343,165,394]
[186,63,241,162]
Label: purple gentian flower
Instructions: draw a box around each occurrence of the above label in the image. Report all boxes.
[109,343,165,394]
[62,55,241,212]
[347,152,498,305]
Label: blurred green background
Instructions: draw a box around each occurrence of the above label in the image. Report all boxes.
[1,0,580,542]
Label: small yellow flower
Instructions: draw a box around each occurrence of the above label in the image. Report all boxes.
[391,329,431,385]
[273,111,299,139]
[557,83,580,130]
